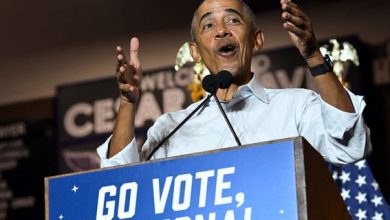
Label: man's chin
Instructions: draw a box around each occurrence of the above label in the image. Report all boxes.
[216,66,239,75]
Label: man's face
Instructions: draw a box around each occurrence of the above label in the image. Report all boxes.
[191,0,258,81]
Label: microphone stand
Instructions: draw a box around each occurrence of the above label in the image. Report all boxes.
[146,94,212,160]
[212,94,242,146]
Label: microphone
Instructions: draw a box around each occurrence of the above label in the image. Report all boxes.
[210,71,242,146]
[215,70,233,89]
[202,74,218,94]
[201,70,233,93]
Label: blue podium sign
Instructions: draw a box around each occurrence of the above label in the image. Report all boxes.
[46,139,300,220]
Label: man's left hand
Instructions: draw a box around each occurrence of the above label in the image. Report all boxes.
[281,0,319,63]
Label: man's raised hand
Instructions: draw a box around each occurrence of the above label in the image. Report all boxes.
[115,37,142,104]
[281,0,320,62]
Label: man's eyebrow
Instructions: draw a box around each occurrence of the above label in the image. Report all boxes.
[199,12,212,25]
[224,8,244,19]
[198,8,244,25]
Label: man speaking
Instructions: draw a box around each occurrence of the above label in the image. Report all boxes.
[97,0,370,167]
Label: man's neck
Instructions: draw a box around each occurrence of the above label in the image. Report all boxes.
[216,84,239,102]
[215,74,252,102]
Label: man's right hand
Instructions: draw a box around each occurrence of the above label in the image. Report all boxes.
[109,37,142,159]
[116,37,142,104]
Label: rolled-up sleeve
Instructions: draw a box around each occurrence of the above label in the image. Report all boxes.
[97,135,140,168]
[321,89,371,164]
[299,89,371,165]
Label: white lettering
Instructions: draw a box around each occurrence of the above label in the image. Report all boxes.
[135,92,162,127]
[141,74,156,91]
[172,174,192,211]
[244,207,252,220]
[258,72,279,89]
[117,182,138,219]
[175,217,191,220]
[215,167,235,205]
[141,71,177,92]
[155,72,166,90]
[94,98,115,134]
[165,71,175,88]
[224,210,235,220]
[251,54,271,74]
[163,88,185,113]
[275,66,306,88]
[96,185,116,220]
[64,103,93,137]
[0,122,26,139]
[195,170,215,208]
[175,68,194,87]
[195,213,216,220]
[153,176,173,214]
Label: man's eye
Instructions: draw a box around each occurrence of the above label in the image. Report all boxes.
[203,23,214,30]
[228,18,240,24]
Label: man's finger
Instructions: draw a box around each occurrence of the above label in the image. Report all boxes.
[116,46,122,54]
[282,12,306,28]
[117,69,134,84]
[116,46,127,64]
[117,54,128,65]
[282,1,309,21]
[283,22,304,38]
[116,46,128,72]
[129,37,140,66]
[119,83,134,93]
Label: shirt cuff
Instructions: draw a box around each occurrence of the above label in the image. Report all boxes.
[320,89,366,140]
[97,135,140,168]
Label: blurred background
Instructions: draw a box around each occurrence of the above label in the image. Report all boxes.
[0,0,389,219]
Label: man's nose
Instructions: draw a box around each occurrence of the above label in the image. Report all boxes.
[215,24,231,39]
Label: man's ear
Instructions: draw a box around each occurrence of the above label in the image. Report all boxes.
[253,29,265,53]
[189,42,202,63]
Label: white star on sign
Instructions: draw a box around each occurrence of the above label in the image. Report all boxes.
[371,181,379,191]
[355,192,367,204]
[279,209,285,214]
[355,175,367,187]
[371,195,383,207]
[339,171,351,184]
[59,214,64,219]
[354,160,366,170]
[341,188,351,201]
[372,211,384,220]
[355,208,367,220]
[71,185,79,193]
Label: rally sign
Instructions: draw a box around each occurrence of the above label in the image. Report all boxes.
[46,139,301,220]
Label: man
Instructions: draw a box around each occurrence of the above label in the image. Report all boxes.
[97,0,370,167]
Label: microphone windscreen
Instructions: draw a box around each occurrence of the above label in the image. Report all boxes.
[216,70,233,89]
[202,74,218,94]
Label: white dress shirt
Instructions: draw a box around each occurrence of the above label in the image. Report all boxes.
[97,75,370,167]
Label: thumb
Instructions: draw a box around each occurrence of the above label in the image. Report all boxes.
[129,37,140,66]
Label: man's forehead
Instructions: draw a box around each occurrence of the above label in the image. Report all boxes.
[195,0,244,19]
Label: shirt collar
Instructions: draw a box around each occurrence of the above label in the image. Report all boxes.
[202,73,269,107]
[236,74,269,104]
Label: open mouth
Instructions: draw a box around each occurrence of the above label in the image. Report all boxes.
[218,44,237,56]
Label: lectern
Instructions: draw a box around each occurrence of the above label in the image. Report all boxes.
[45,137,350,219]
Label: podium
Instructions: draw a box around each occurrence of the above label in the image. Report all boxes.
[45,137,350,219]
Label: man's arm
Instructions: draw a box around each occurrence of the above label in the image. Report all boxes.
[109,37,142,158]
[281,0,371,164]
[281,0,354,113]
